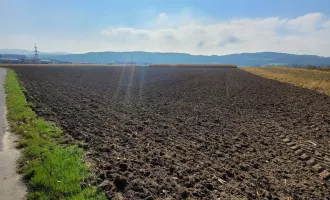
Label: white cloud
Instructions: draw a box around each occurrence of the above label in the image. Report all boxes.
[322,19,330,28]
[1,12,330,56]
[285,13,325,32]
[158,13,168,22]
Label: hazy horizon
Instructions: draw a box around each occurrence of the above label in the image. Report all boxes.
[2,48,330,58]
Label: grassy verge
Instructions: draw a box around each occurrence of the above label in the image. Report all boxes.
[5,69,106,200]
[241,66,330,95]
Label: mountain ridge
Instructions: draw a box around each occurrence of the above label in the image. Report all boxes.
[46,51,330,66]
[0,49,70,55]
[1,49,330,66]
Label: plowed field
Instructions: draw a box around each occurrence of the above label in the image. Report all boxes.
[12,66,330,199]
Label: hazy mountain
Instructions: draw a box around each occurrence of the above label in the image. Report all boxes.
[0,49,34,55]
[0,49,70,55]
[2,49,330,66]
[47,51,330,66]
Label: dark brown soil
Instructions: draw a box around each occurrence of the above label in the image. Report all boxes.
[12,66,330,199]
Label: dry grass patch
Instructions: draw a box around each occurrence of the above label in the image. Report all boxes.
[242,66,330,95]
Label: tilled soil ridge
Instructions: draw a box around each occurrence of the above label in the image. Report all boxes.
[13,66,330,199]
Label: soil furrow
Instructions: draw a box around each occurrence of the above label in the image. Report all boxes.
[11,66,330,199]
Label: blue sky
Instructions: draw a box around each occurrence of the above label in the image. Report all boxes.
[1,0,330,56]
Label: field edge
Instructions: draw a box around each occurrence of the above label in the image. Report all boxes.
[4,69,106,200]
[241,66,330,96]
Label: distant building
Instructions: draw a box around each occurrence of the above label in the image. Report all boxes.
[0,54,26,59]
[22,58,38,64]
[40,60,54,64]
[58,61,73,64]
[115,60,125,64]
[0,54,27,63]
[0,58,21,64]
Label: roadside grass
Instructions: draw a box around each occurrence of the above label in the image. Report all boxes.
[5,69,106,200]
[241,66,330,95]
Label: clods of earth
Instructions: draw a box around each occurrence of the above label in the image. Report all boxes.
[12,66,330,199]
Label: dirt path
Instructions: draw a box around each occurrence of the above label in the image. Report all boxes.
[0,68,26,200]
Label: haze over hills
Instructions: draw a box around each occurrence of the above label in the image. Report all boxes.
[47,51,330,66]
[0,49,70,55]
[1,49,330,66]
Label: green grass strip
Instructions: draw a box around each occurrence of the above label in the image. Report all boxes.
[5,69,106,200]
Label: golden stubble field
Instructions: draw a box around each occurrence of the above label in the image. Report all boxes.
[242,66,330,95]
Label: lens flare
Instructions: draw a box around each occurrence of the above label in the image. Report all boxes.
[125,65,135,102]
[113,66,126,99]
[138,66,146,100]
